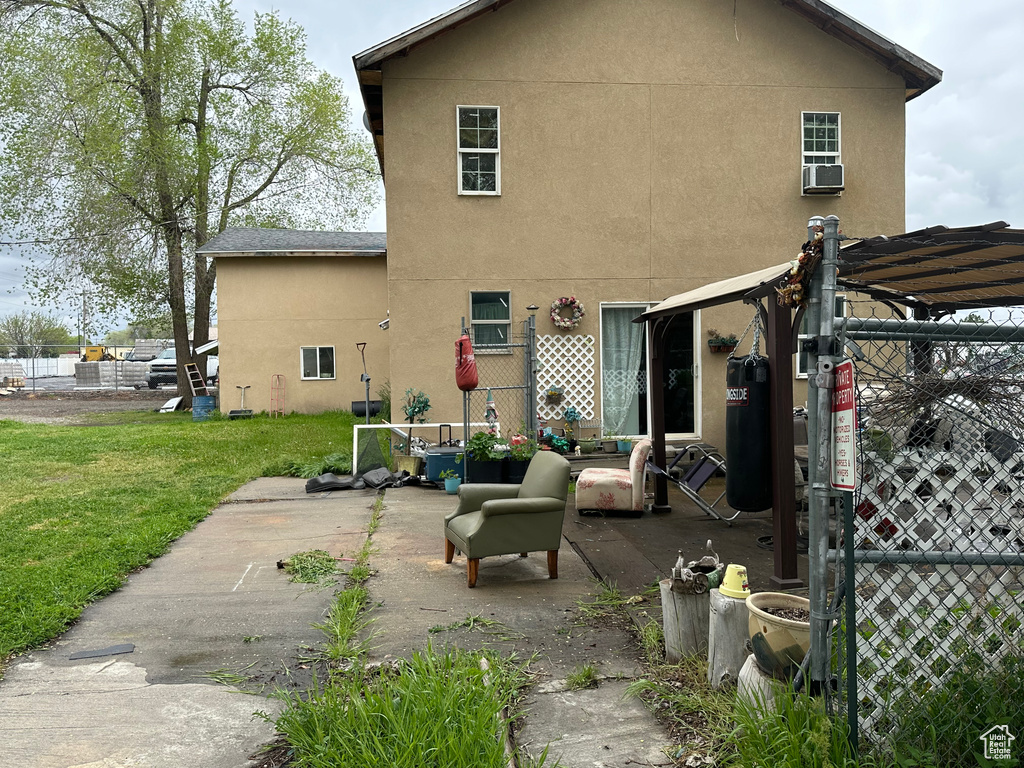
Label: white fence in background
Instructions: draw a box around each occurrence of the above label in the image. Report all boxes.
[9,357,78,377]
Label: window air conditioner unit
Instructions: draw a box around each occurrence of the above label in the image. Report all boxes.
[802,164,844,194]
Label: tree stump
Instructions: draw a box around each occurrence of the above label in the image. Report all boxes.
[660,579,710,662]
[707,588,750,689]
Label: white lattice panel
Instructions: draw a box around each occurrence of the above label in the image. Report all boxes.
[849,445,1024,742]
[856,450,1024,553]
[536,334,595,422]
[853,562,1024,740]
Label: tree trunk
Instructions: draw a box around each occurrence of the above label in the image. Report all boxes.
[707,588,750,689]
[660,579,710,662]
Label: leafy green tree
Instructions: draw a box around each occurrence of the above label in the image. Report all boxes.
[0,0,380,402]
[0,311,74,357]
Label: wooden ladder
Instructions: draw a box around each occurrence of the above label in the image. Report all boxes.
[184,363,208,397]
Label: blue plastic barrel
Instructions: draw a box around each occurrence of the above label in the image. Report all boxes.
[192,395,217,422]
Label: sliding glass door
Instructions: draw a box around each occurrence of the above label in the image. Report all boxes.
[600,304,698,438]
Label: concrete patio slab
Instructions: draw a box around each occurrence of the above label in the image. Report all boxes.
[0,486,379,767]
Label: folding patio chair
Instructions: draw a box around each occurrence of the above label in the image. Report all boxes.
[647,443,740,525]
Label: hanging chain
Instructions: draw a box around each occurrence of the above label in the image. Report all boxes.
[731,302,766,359]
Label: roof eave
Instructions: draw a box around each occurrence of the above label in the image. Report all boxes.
[202,249,387,258]
[353,0,942,172]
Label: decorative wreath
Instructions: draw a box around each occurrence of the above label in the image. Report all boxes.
[777,226,823,309]
[550,296,586,330]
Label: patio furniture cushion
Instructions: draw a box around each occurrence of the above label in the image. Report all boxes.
[575,438,653,513]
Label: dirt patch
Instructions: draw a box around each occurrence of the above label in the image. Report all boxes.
[0,389,171,425]
[764,606,810,622]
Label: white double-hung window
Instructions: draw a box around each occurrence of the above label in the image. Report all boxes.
[458,106,500,194]
[802,112,841,165]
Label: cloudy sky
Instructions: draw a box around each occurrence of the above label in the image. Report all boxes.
[1,0,1022,328]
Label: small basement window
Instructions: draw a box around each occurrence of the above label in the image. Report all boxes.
[458,106,500,194]
[301,346,336,380]
[470,291,510,348]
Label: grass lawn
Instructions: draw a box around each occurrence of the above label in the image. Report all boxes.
[0,409,358,661]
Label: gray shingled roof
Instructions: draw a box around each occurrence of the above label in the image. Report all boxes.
[197,228,386,255]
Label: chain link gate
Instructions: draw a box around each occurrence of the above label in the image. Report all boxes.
[833,301,1024,766]
[461,317,538,481]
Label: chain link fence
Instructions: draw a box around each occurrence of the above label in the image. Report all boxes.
[462,319,537,441]
[0,340,211,392]
[834,300,1024,766]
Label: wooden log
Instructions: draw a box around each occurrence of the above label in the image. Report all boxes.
[707,588,750,689]
[660,579,710,662]
[737,654,779,716]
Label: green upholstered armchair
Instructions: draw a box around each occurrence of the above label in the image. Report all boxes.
[444,450,571,587]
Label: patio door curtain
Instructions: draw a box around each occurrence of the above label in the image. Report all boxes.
[602,306,645,436]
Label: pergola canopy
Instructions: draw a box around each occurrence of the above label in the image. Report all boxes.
[639,222,1024,322]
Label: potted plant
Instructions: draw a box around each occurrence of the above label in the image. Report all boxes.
[397,388,431,476]
[601,431,619,453]
[706,328,739,354]
[506,433,538,483]
[616,436,633,453]
[545,384,564,405]
[439,468,461,494]
[464,430,506,484]
[746,592,811,680]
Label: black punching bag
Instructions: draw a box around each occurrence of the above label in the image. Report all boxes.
[726,355,773,511]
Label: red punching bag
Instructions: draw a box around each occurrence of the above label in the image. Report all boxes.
[455,334,478,391]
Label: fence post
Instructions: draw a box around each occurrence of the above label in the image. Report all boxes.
[32,346,37,392]
[525,310,539,437]
[808,214,841,691]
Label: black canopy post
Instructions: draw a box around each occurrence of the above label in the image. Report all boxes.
[649,316,671,513]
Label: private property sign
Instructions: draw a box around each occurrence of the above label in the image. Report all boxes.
[831,359,857,491]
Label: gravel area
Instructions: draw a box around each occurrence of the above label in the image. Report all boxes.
[0,389,172,425]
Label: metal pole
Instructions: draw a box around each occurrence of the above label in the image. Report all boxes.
[526,306,539,437]
[462,316,471,483]
[809,214,840,690]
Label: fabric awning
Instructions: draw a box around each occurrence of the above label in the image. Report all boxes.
[637,261,791,322]
[638,222,1024,322]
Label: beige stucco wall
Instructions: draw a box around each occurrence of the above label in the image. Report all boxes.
[380,0,908,448]
[216,256,389,415]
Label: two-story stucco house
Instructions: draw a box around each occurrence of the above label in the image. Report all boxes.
[210,0,940,448]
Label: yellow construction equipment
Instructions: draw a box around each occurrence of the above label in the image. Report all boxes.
[81,346,114,362]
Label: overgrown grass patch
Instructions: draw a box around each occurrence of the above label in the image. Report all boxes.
[272,648,532,768]
[0,410,357,659]
[266,491,555,768]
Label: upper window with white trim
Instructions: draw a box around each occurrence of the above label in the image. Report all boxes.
[458,106,500,195]
[802,112,841,165]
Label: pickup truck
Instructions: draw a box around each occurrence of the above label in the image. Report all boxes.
[145,348,219,389]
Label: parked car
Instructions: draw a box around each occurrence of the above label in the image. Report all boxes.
[145,348,219,389]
